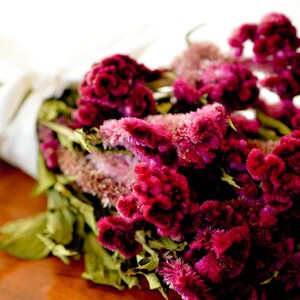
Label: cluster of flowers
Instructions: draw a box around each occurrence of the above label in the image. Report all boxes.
[36,12,300,300]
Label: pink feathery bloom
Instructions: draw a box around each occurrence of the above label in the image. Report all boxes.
[97,215,142,258]
[171,41,226,82]
[159,259,208,300]
[175,103,227,168]
[58,149,137,207]
[74,54,159,126]
[99,117,173,163]
[198,62,259,111]
[132,162,193,239]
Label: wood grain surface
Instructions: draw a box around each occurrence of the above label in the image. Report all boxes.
[0,160,165,300]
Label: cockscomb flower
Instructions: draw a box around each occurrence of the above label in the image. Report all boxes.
[247,134,300,211]
[174,103,227,168]
[159,259,208,300]
[229,13,300,74]
[99,117,173,164]
[198,62,259,111]
[74,54,159,127]
[97,215,142,258]
[132,162,193,239]
[193,226,250,283]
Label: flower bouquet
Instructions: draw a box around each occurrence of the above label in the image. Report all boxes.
[0,12,299,300]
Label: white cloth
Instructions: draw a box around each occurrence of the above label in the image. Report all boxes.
[1,0,300,177]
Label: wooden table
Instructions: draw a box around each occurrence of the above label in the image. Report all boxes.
[0,160,165,300]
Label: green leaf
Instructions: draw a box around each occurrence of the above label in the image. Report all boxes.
[46,190,76,244]
[156,102,172,114]
[220,168,241,189]
[260,271,279,285]
[257,110,291,136]
[0,213,51,259]
[40,121,97,153]
[82,233,126,290]
[227,118,237,132]
[144,273,162,290]
[37,234,77,264]
[31,152,56,196]
[37,99,71,122]
[54,183,98,235]
[149,236,187,252]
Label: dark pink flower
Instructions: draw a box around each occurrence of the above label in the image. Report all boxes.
[173,78,201,105]
[159,259,208,300]
[74,54,160,126]
[228,23,258,56]
[133,162,192,239]
[198,63,259,111]
[97,215,142,258]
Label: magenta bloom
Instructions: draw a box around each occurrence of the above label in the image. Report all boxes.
[159,259,208,300]
[97,215,142,258]
[247,135,300,211]
[133,162,193,239]
[74,54,159,126]
[198,62,259,111]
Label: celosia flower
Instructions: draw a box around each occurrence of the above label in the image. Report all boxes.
[198,62,259,111]
[58,149,137,207]
[174,104,227,168]
[97,215,142,258]
[99,117,173,164]
[133,162,193,239]
[74,54,159,126]
[159,259,208,300]
[216,282,258,300]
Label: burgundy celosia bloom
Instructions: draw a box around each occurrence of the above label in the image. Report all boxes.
[133,162,193,239]
[74,54,159,126]
[159,259,208,300]
[261,74,300,100]
[228,23,258,56]
[99,117,173,163]
[200,62,259,111]
[247,134,300,211]
[229,13,300,74]
[173,78,201,105]
[97,215,142,258]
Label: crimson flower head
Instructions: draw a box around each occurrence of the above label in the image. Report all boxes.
[74,54,159,126]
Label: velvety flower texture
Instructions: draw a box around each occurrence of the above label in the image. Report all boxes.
[247,134,300,211]
[97,215,142,258]
[74,54,159,126]
[229,13,300,72]
[159,259,208,300]
[132,162,196,239]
